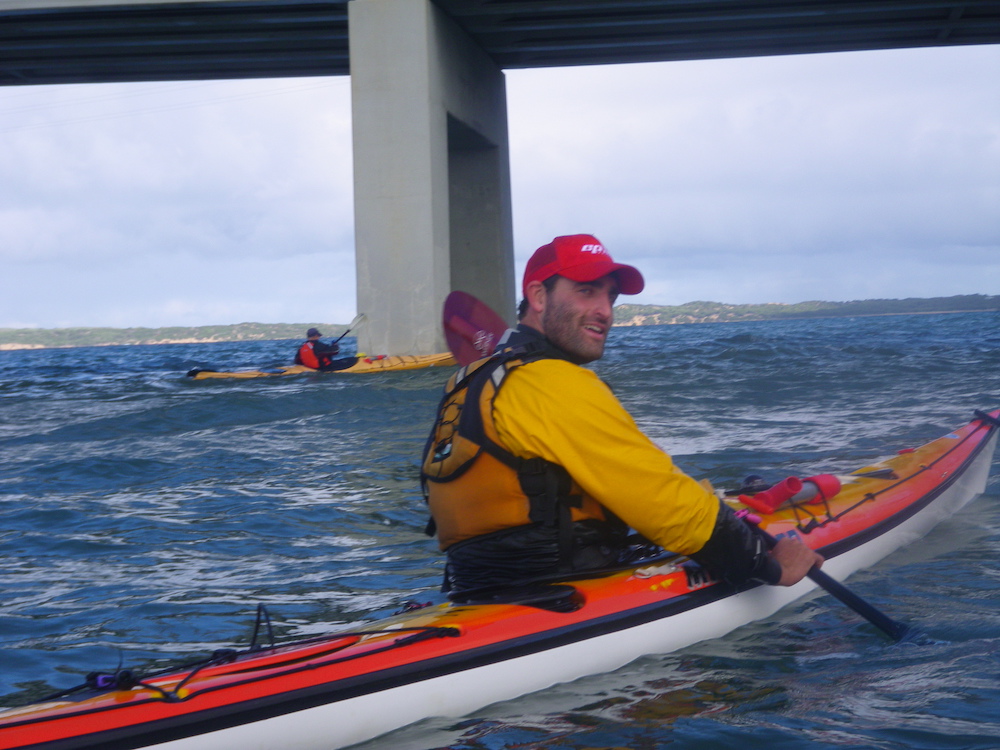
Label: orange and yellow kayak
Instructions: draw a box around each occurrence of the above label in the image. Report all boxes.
[186,352,457,379]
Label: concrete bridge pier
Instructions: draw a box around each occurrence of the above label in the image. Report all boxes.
[349,0,515,356]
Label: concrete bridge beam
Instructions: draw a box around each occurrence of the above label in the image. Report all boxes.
[349,0,515,356]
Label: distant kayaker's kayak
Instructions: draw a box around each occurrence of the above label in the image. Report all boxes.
[0,409,996,750]
[186,352,457,379]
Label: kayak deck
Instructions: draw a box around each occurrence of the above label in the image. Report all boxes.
[745,409,998,550]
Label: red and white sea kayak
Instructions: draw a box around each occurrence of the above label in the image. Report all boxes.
[0,409,996,750]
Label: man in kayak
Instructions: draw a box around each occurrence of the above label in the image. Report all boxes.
[422,233,822,594]
[295,328,341,370]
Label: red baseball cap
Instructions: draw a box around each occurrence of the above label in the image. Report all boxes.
[522,234,644,297]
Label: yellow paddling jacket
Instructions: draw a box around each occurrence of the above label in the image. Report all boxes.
[422,326,782,593]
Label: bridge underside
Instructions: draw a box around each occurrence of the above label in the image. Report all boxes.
[3,1,999,353]
[3,1,999,85]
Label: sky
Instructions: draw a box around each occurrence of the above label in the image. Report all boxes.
[1,43,998,330]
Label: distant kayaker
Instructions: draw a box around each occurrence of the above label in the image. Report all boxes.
[422,233,822,594]
[295,328,341,370]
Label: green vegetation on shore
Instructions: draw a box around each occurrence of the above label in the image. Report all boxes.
[1,295,996,350]
[0,322,341,351]
[614,294,999,326]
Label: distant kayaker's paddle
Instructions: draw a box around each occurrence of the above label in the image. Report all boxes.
[332,313,367,345]
[443,291,509,365]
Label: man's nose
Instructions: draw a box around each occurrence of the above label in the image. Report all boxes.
[595,292,614,320]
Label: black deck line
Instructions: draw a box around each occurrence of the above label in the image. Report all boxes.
[21,576,743,750]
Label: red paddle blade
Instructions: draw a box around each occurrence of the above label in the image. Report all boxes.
[443,291,509,365]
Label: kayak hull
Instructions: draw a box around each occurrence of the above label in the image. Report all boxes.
[1,410,996,750]
[186,353,456,379]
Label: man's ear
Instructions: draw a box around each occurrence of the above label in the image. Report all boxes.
[525,280,548,314]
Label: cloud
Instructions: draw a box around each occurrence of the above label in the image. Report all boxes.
[506,45,1000,305]
[0,44,997,329]
[0,78,358,327]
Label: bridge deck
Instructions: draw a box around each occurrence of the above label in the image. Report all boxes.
[2,0,999,86]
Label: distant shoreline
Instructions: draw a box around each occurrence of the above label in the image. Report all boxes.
[615,307,995,327]
[0,338,305,352]
[1,296,996,351]
[0,322,342,352]
[613,294,998,328]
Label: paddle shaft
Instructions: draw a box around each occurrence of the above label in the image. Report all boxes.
[757,527,909,641]
[332,314,366,345]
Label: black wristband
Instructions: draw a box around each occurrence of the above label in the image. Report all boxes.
[689,500,781,586]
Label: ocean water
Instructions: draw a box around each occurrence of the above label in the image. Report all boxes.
[1,311,999,749]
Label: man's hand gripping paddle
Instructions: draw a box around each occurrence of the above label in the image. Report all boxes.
[736,475,909,640]
[443,291,509,366]
[747,516,910,641]
[441,291,911,641]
